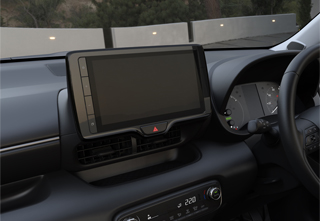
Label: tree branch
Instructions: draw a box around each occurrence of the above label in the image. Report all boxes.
[18,0,39,28]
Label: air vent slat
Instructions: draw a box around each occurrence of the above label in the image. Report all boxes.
[77,136,133,165]
[77,127,181,165]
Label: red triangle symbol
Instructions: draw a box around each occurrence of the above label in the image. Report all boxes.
[153,127,159,132]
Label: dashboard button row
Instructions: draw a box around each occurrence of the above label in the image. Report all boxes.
[79,58,97,134]
[85,96,94,115]
[168,207,208,221]
[79,57,88,77]
[305,126,319,153]
[82,77,91,96]
[306,142,319,153]
[305,126,318,135]
[88,114,97,133]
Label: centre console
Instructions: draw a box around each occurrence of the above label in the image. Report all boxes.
[62,45,212,171]
[115,181,222,221]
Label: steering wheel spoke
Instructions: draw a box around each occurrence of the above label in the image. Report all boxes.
[302,123,319,154]
[298,106,320,154]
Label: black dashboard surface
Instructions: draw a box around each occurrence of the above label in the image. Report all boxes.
[1,48,318,221]
[1,49,273,148]
[1,60,66,147]
[1,141,256,221]
[205,49,318,137]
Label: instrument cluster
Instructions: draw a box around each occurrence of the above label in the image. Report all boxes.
[224,82,280,130]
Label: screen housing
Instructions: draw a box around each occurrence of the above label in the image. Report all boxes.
[66,45,211,139]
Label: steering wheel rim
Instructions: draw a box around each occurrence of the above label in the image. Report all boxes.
[278,44,320,198]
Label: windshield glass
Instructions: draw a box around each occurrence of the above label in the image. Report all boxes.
[0,0,318,58]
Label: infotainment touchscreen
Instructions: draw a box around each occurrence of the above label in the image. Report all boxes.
[66,45,211,139]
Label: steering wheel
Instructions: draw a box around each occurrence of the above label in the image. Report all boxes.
[278,43,320,199]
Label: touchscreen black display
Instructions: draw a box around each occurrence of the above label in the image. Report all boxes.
[86,50,204,131]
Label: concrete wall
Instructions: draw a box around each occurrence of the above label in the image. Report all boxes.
[0,28,105,58]
[111,23,189,48]
[191,14,297,45]
[0,14,297,58]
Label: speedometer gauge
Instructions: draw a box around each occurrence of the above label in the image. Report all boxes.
[256,82,280,116]
[266,86,280,114]
[225,95,245,130]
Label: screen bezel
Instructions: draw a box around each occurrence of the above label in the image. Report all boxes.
[66,45,211,139]
[86,50,205,132]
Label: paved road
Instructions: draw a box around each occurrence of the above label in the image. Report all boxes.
[203,32,296,49]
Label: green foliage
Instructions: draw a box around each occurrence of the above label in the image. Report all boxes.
[188,0,207,21]
[250,0,287,15]
[139,0,189,25]
[0,6,10,27]
[69,5,99,28]
[1,0,14,3]
[298,0,311,27]
[14,0,65,28]
[251,0,270,15]
[220,0,240,17]
[0,16,6,27]
[93,0,145,28]
[220,0,253,17]
[1,7,8,27]
[219,0,299,17]
[2,0,311,29]
[93,0,207,28]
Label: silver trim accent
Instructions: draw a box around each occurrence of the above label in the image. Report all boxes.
[0,137,60,153]
[208,187,221,201]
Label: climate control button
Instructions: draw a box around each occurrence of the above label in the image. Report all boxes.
[207,187,221,200]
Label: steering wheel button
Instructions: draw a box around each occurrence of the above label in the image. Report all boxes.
[307,129,313,134]
[305,136,312,146]
[305,127,317,135]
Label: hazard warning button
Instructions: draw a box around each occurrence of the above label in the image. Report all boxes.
[141,122,167,135]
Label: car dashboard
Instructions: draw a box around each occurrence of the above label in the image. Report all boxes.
[225,81,281,130]
[0,47,319,221]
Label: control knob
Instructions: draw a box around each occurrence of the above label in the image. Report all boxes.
[207,187,221,200]
[224,109,232,116]
[227,120,235,127]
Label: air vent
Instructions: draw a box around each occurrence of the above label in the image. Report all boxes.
[77,136,132,165]
[77,127,182,165]
[136,126,181,153]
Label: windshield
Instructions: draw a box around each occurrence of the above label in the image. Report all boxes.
[0,0,318,58]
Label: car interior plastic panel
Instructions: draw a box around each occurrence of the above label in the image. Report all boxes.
[3,48,295,221]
